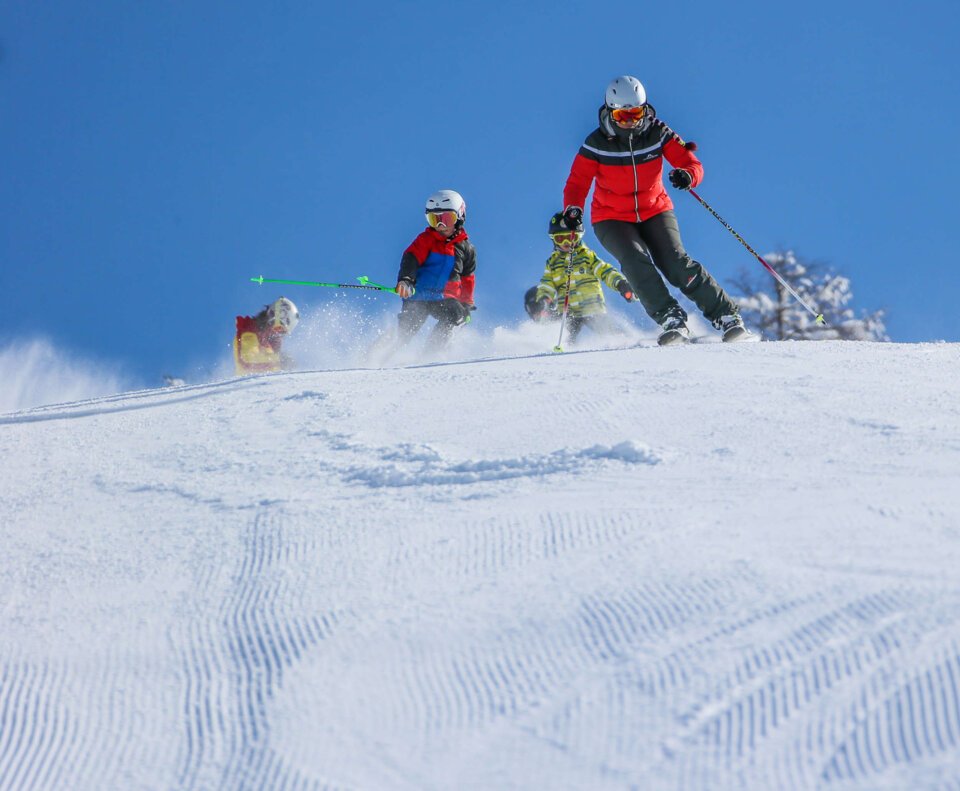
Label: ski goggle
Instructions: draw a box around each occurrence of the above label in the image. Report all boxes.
[426,210,459,229]
[269,309,292,331]
[551,232,581,245]
[611,105,646,125]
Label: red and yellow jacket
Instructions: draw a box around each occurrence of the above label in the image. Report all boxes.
[233,316,286,375]
[563,108,703,224]
[397,227,476,304]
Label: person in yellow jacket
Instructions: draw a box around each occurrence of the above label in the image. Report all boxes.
[529,212,635,343]
[233,297,299,375]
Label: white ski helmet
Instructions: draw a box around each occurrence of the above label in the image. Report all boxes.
[266,297,299,334]
[605,75,646,109]
[425,189,466,223]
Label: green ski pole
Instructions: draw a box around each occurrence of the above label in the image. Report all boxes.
[250,275,400,294]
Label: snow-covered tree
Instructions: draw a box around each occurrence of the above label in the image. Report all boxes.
[730,250,889,341]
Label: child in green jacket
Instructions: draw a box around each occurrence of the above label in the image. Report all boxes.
[530,212,635,342]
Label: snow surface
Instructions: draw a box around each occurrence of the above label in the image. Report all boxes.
[2,337,960,790]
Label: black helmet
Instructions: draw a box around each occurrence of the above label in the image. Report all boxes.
[524,286,541,320]
[548,211,583,235]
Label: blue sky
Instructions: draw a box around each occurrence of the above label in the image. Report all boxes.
[2,1,958,384]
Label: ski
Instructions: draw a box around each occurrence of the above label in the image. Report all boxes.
[657,329,690,346]
[721,325,754,343]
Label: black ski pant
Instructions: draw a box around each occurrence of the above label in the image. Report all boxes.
[397,298,465,349]
[594,212,738,326]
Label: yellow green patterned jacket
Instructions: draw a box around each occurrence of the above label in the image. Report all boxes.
[535,243,627,317]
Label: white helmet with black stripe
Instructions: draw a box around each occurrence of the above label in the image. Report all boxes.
[605,75,646,109]
[425,190,466,222]
[265,297,299,334]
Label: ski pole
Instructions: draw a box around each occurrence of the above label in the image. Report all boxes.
[250,275,399,293]
[357,275,447,296]
[686,190,826,325]
[553,250,575,353]
[250,274,449,298]
[355,275,400,292]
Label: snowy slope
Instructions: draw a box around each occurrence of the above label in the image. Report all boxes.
[2,340,960,790]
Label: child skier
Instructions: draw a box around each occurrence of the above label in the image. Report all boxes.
[233,296,299,375]
[530,211,635,343]
[392,189,477,352]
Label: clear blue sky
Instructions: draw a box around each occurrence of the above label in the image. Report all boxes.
[2,1,958,383]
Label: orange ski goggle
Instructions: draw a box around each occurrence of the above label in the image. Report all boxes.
[611,105,646,125]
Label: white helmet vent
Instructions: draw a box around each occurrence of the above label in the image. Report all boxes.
[605,76,646,109]
[425,189,466,222]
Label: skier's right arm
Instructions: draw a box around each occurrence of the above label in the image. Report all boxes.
[535,257,559,303]
[397,251,420,286]
[397,233,430,294]
[562,148,599,216]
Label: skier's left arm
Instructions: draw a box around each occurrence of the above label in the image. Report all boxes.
[663,136,704,189]
[458,242,477,307]
[587,250,624,289]
[589,251,634,301]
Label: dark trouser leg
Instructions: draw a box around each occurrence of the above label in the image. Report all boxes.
[397,301,430,343]
[594,220,680,324]
[424,299,463,350]
[639,211,739,322]
[565,315,586,343]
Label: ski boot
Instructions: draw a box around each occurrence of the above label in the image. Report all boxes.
[713,313,751,342]
[657,307,690,346]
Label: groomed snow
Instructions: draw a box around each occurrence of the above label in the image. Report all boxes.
[2,339,959,790]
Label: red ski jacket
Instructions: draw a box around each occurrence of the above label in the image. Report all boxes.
[397,227,476,304]
[563,108,703,224]
[233,315,285,375]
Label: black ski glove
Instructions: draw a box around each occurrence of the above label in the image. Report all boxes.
[562,206,583,231]
[668,169,693,191]
[443,298,471,326]
[616,279,635,302]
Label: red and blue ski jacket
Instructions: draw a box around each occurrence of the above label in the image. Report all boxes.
[563,107,703,224]
[397,227,476,304]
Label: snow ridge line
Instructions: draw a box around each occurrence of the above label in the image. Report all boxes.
[174,509,338,790]
[819,640,960,786]
[0,378,269,425]
[0,660,57,791]
[339,440,661,488]
[0,658,106,791]
[645,585,960,790]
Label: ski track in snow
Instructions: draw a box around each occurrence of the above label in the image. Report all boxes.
[1,342,959,789]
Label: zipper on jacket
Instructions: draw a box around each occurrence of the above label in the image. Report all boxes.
[629,132,641,222]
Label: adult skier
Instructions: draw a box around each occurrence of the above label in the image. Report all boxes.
[561,75,748,344]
